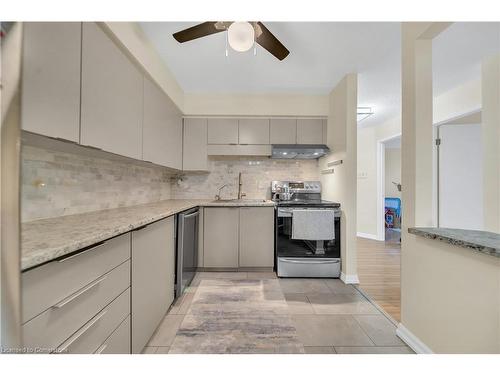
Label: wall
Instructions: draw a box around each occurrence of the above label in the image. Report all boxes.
[433,78,481,124]
[319,73,358,282]
[439,123,483,230]
[102,22,184,112]
[399,22,500,354]
[21,145,172,222]
[481,55,500,232]
[356,116,401,237]
[172,157,319,200]
[385,148,401,198]
[183,93,329,117]
[356,126,377,236]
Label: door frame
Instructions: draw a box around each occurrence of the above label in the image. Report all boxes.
[376,133,402,241]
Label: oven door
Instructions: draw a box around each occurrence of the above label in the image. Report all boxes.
[276,207,341,278]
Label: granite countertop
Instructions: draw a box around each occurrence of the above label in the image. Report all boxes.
[408,227,500,259]
[22,199,276,271]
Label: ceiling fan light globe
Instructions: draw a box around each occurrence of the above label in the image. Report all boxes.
[228,22,255,52]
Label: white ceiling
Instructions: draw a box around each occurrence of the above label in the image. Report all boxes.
[140,22,499,128]
[140,22,401,127]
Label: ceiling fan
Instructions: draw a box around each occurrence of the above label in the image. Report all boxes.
[173,21,290,61]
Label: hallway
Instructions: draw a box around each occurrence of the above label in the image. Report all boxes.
[356,234,401,322]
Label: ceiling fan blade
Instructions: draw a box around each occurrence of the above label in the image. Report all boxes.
[255,22,289,61]
[173,22,228,43]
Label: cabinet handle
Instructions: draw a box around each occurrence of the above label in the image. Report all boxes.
[94,343,107,354]
[229,143,238,145]
[52,275,107,309]
[57,242,106,263]
[57,309,108,353]
[280,258,340,265]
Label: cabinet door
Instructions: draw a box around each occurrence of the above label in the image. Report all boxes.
[131,216,175,353]
[183,118,208,171]
[203,208,239,268]
[238,119,270,144]
[143,77,182,169]
[270,119,297,144]
[322,119,328,145]
[22,22,81,142]
[296,119,324,144]
[207,118,238,144]
[239,207,275,268]
[81,23,143,159]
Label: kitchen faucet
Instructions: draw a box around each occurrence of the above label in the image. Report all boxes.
[238,172,246,200]
[215,184,228,200]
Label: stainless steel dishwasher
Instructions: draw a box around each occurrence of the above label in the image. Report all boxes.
[175,207,199,297]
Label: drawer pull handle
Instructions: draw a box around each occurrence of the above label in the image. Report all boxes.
[53,275,107,309]
[57,309,108,353]
[94,344,107,354]
[57,242,106,263]
[280,258,340,265]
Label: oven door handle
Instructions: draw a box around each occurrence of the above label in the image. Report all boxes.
[279,258,340,265]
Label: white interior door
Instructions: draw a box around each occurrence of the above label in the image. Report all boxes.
[438,123,483,230]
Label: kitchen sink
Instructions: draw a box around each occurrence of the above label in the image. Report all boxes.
[210,199,268,204]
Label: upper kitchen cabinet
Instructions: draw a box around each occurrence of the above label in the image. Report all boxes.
[322,119,328,145]
[22,22,81,143]
[296,118,324,144]
[143,77,182,169]
[238,119,270,145]
[207,118,239,144]
[270,119,297,144]
[80,23,143,160]
[183,118,208,171]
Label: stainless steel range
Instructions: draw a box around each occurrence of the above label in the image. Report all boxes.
[272,181,341,278]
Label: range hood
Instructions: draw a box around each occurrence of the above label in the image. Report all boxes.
[271,144,330,159]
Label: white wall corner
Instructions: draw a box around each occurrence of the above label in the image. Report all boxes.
[340,272,360,284]
[396,323,433,354]
[356,232,379,241]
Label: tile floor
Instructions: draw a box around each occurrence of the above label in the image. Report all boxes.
[143,271,413,354]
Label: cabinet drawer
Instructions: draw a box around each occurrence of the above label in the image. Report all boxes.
[23,260,130,351]
[57,288,130,354]
[22,233,130,323]
[95,315,131,354]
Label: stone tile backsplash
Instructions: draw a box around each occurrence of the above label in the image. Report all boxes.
[22,145,172,222]
[22,148,319,222]
[171,157,319,200]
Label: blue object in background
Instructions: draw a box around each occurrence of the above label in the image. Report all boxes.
[385,197,401,217]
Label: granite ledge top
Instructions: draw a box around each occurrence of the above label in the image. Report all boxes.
[22,199,276,271]
[408,227,500,259]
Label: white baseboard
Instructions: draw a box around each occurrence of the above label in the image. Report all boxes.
[357,232,380,241]
[396,323,433,354]
[340,272,360,284]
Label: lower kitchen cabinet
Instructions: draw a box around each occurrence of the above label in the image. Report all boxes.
[131,216,175,354]
[203,207,240,268]
[239,207,275,268]
[203,206,275,269]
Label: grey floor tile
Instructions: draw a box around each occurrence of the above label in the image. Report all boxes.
[247,271,277,279]
[147,314,185,346]
[324,279,362,295]
[353,315,406,346]
[141,346,158,354]
[279,278,331,294]
[155,347,170,354]
[335,346,414,354]
[284,293,315,314]
[307,293,380,315]
[291,314,374,347]
[304,346,336,354]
